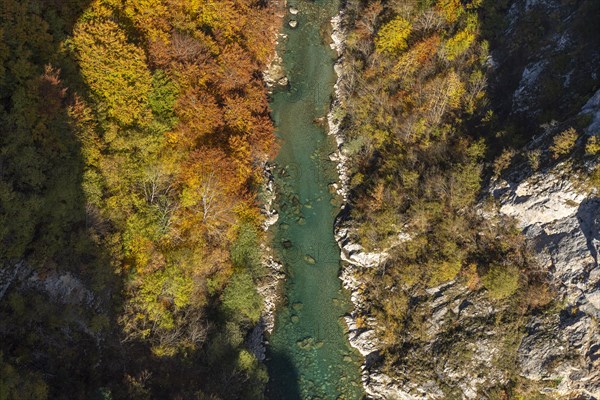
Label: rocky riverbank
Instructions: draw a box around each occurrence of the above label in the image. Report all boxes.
[263,2,290,89]
[327,11,406,398]
[250,1,288,361]
[252,164,284,360]
[327,13,350,203]
[260,165,285,328]
[248,140,286,362]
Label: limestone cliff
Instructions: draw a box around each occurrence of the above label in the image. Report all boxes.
[492,164,600,398]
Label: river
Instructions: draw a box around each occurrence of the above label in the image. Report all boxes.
[265,0,365,399]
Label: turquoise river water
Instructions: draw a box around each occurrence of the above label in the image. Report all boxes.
[265,0,365,399]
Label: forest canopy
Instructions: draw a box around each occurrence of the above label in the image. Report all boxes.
[0,0,281,398]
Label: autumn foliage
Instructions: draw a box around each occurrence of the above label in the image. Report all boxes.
[67,0,280,352]
[1,0,281,397]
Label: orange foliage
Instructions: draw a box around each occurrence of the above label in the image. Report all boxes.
[174,89,224,147]
[218,42,256,91]
[393,34,441,79]
[38,65,67,118]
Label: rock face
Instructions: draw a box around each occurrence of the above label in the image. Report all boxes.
[488,0,600,131]
[338,220,523,399]
[0,263,97,308]
[492,167,600,398]
[485,0,600,395]
[581,88,600,136]
[0,262,103,343]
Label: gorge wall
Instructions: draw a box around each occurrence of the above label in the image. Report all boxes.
[330,0,600,398]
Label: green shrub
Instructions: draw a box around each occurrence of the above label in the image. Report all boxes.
[0,354,49,400]
[428,260,462,287]
[221,271,263,324]
[444,29,475,61]
[230,222,264,278]
[148,69,178,131]
[482,264,520,300]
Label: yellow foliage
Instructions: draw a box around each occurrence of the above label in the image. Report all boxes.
[235,201,262,226]
[428,260,462,287]
[175,0,242,41]
[550,127,578,159]
[126,234,154,270]
[446,70,465,109]
[355,315,367,329]
[444,29,475,61]
[466,0,484,9]
[351,172,364,186]
[375,17,412,54]
[378,292,409,344]
[586,135,600,155]
[382,292,408,316]
[73,3,152,125]
[151,345,177,357]
[396,263,423,288]
[422,70,465,127]
[236,349,258,372]
[130,262,194,336]
[436,0,463,24]
[124,0,170,41]
[228,135,253,187]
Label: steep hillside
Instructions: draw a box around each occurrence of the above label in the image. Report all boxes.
[0,0,281,398]
[331,0,600,398]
